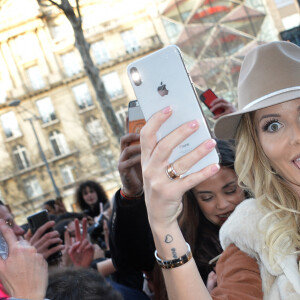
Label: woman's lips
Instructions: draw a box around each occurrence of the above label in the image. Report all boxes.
[217,211,232,219]
[293,158,300,169]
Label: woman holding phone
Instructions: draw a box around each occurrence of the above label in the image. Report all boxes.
[110,135,248,299]
[140,41,300,299]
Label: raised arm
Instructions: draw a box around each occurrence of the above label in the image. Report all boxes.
[140,107,218,300]
[109,133,155,272]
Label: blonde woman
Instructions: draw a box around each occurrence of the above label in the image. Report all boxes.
[139,41,300,299]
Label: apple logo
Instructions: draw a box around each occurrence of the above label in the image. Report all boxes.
[157,82,169,96]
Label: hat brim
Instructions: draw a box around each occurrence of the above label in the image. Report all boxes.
[214,88,300,139]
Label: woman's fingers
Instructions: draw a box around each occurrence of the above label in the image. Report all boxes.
[169,139,216,176]
[140,106,172,161]
[180,163,220,192]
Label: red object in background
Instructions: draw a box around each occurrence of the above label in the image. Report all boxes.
[200,89,225,116]
[0,282,9,298]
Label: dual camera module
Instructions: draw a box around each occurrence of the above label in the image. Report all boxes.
[129,67,142,86]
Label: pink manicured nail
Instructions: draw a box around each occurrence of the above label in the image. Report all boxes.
[163,106,172,114]
[205,139,216,149]
[188,120,199,129]
[211,164,220,174]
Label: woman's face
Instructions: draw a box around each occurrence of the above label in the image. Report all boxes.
[82,186,98,206]
[192,167,244,226]
[255,98,300,195]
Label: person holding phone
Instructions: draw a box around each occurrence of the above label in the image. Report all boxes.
[109,134,249,298]
[140,41,300,299]
[0,202,64,262]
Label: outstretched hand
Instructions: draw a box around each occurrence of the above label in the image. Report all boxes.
[67,218,94,268]
[0,220,48,300]
[118,133,143,198]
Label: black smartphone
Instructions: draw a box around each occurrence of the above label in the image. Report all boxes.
[200,89,224,116]
[27,209,62,263]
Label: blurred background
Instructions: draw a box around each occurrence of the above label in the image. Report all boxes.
[0,0,298,222]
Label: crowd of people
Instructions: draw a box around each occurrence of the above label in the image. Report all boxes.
[0,40,299,300]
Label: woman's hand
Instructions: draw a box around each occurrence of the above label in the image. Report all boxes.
[140,106,219,228]
[0,220,48,300]
[118,133,143,197]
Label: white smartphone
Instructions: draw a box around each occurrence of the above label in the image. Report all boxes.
[127,45,219,177]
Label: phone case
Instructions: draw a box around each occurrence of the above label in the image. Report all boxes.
[128,100,146,134]
[200,89,224,116]
[127,45,219,177]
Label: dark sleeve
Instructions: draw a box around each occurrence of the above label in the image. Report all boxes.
[109,189,155,272]
[211,244,263,300]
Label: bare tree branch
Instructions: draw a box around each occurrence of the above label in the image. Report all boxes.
[75,0,82,24]
[38,0,62,9]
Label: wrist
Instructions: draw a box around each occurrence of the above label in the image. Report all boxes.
[120,187,143,200]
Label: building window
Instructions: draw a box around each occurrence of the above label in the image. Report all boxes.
[23,176,43,199]
[91,40,110,65]
[13,145,30,170]
[26,66,45,90]
[96,147,117,175]
[274,0,294,8]
[14,34,38,62]
[61,51,82,77]
[60,164,75,185]
[72,83,93,109]
[0,111,21,138]
[51,23,73,40]
[36,97,57,123]
[115,105,128,129]
[102,72,124,100]
[121,30,140,54]
[49,130,69,156]
[86,116,107,145]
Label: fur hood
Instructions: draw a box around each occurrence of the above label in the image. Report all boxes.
[219,198,300,299]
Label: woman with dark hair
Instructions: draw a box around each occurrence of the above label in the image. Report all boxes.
[109,136,247,299]
[75,180,109,218]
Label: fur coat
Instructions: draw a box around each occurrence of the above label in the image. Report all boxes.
[219,198,300,299]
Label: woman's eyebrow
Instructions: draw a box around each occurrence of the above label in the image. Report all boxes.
[195,190,213,194]
[222,181,236,189]
[259,113,280,123]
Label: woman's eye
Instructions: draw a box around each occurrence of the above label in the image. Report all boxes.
[225,188,237,195]
[263,120,282,132]
[201,196,213,202]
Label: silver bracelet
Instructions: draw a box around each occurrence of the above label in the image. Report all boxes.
[154,242,192,269]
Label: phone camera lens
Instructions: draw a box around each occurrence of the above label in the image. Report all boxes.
[130,67,142,86]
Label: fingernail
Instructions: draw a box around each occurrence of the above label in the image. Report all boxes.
[188,120,199,129]
[163,106,172,114]
[211,164,220,174]
[205,139,216,149]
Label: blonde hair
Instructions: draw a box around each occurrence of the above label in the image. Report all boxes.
[235,113,300,265]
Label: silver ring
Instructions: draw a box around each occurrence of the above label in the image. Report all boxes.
[166,163,180,180]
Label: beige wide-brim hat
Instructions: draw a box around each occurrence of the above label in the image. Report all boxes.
[214,41,300,139]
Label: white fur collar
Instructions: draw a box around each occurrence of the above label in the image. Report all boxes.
[219,198,300,297]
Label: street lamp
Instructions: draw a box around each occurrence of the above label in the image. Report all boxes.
[8,99,61,198]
